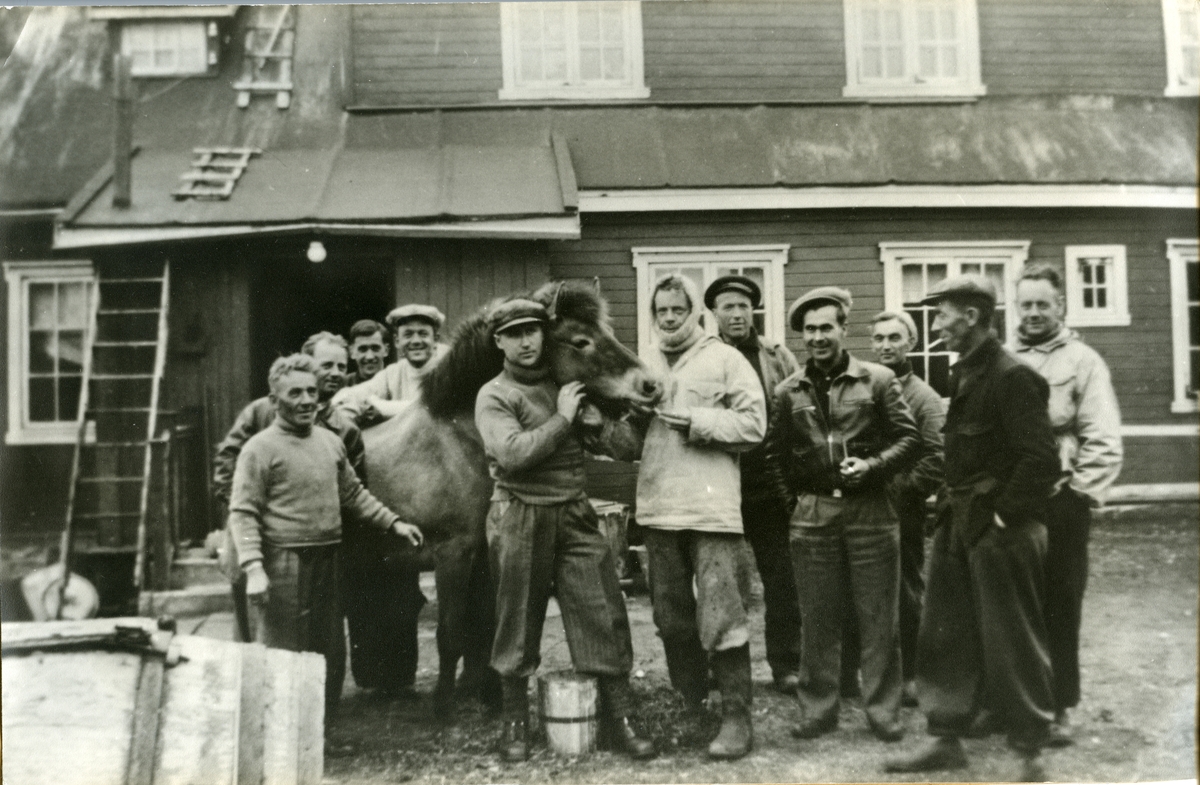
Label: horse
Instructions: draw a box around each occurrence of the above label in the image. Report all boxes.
[361,280,663,718]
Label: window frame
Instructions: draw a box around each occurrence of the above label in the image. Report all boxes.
[4,261,97,445]
[499,1,650,101]
[1062,245,1131,328]
[1163,0,1200,97]
[632,245,790,358]
[120,19,219,78]
[842,0,987,101]
[879,241,1029,395]
[1167,238,1199,413]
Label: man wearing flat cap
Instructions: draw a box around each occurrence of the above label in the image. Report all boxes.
[475,299,654,763]
[767,286,920,743]
[335,303,450,427]
[885,275,1059,781]
[704,275,804,695]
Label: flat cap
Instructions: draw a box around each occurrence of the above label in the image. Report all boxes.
[489,299,548,335]
[387,304,446,329]
[704,275,762,310]
[787,286,853,331]
[918,274,997,307]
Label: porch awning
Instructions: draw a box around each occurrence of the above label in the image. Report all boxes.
[54,138,580,248]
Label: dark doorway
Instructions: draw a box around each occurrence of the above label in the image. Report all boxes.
[250,244,393,398]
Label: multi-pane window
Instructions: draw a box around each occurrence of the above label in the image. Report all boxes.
[1167,239,1199,413]
[1163,0,1200,96]
[121,21,211,77]
[1064,245,1131,328]
[842,0,986,100]
[500,1,649,100]
[4,262,96,444]
[632,246,789,357]
[880,242,1028,396]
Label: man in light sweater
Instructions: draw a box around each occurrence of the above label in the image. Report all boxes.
[230,353,423,716]
[475,299,654,763]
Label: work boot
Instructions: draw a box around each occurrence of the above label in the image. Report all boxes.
[707,644,753,760]
[663,635,709,711]
[597,675,656,760]
[499,677,529,762]
[884,736,968,773]
[1046,709,1074,748]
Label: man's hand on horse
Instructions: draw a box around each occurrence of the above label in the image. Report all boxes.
[656,408,692,434]
[557,381,587,422]
[391,520,424,548]
[577,400,604,428]
[244,562,270,604]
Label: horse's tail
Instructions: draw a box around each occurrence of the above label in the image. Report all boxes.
[420,304,504,418]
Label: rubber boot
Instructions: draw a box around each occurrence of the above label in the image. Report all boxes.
[662,635,709,710]
[499,677,529,762]
[597,675,656,760]
[707,644,753,760]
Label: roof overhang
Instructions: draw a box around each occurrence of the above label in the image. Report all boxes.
[579,184,1199,212]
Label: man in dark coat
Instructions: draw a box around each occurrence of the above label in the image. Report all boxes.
[885,275,1060,782]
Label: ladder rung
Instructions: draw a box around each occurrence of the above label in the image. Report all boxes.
[91,374,155,380]
[73,512,140,520]
[86,441,151,448]
[78,477,144,484]
[88,407,154,413]
[180,171,241,182]
[98,308,161,315]
[93,341,159,347]
[74,545,139,555]
[100,277,164,284]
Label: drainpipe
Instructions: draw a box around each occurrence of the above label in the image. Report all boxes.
[112,53,133,209]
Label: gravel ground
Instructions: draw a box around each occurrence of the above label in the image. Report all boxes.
[323,506,1197,784]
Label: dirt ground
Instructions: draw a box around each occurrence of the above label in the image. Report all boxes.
[324,506,1197,784]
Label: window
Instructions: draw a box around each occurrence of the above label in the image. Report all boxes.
[1063,245,1131,328]
[4,262,96,445]
[632,245,789,357]
[1163,0,1200,96]
[500,1,649,101]
[880,241,1028,396]
[842,0,986,100]
[1167,239,1199,413]
[121,20,216,77]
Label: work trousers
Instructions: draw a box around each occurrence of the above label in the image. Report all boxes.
[260,544,346,714]
[342,525,426,692]
[791,492,903,730]
[742,496,803,679]
[487,495,633,679]
[1044,487,1091,712]
[643,528,751,654]
[916,514,1054,752]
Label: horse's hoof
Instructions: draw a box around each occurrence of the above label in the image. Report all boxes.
[432,690,456,723]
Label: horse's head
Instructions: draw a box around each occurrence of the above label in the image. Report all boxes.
[532,281,664,410]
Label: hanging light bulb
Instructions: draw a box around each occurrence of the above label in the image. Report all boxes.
[306,240,327,263]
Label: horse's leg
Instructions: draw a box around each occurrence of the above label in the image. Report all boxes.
[430,534,477,721]
[458,533,501,712]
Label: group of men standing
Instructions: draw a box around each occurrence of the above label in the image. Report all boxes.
[213,260,1122,778]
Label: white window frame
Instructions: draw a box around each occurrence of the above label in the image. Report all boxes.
[1167,238,1199,413]
[1163,0,1200,97]
[1062,245,1131,328]
[4,261,96,445]
[499,1,650,101]
[632,245,789,358]
[880,241,1028,393]
[842,0,986,101]
[120,20,215,77]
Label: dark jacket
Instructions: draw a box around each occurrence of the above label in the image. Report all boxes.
[723,332,801,503]
[889,361,946,502]
[768,352,920,498]
[939,336,1059,543]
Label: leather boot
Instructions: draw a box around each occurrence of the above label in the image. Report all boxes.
[662,635,709,710]
[598,675,656,760]
[499,677,529,762]
[707,644,753,760]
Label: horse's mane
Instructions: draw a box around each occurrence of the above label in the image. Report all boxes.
[418,280,609,418]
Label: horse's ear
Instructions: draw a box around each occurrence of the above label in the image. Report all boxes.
[593,277,601,295]
[546,281,565,322]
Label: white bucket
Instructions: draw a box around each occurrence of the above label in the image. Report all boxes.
[537,670,598,756]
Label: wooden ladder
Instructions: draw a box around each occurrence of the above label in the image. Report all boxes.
[59,260,171,614]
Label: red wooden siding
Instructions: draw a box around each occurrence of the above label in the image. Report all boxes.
[349,0,1177,107]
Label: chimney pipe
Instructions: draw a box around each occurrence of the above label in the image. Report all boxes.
[112,53,133,209]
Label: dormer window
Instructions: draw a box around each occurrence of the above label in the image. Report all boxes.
[121,21,213,77]
[1163,0,1200,96]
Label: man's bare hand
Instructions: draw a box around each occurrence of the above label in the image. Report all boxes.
[577,401,604,427]
[657,409,692,433]
[244,562,269,603]
[557,381,586,422]
[392,520,424,548]
[839,456,871,487]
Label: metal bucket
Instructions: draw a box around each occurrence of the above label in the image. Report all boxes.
[537,670,598,756]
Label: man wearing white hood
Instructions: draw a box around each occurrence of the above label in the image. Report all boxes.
[620,274,767,760]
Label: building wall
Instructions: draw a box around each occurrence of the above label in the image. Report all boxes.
[350,0,1176,106]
